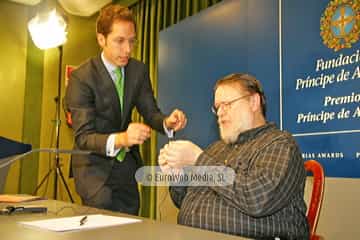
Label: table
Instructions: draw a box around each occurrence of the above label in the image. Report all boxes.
[0,199,249,240]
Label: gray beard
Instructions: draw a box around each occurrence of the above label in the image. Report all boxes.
[220,126,242,144]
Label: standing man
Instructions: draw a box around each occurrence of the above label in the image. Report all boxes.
[159,73,309,239]
[65,4,186,215]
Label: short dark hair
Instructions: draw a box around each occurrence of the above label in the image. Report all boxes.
[214,73,267,117]
[96,4,136,37]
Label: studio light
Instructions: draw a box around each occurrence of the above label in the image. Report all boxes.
[28,9,67,50]
[28,8,73,202]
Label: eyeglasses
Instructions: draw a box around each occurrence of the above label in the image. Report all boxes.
[211,94,251,115]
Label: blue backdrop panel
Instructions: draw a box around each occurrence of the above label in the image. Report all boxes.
[282,0,360,177]
[157,0,359,178]
[296,134,360,177]
[247,0,280,122]
[158,0,279,150]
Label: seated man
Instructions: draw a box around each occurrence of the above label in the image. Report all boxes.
[158,73,309,239]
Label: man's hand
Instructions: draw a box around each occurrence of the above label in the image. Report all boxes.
[115,122,151,148]
[164,109,187,131]
[158,146,172,174]
[158,140,203,169]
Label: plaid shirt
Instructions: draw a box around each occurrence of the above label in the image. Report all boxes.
[170,123,309,239]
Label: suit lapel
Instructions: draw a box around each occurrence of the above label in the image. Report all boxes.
[122,60,136,129]
[94,55,122,125]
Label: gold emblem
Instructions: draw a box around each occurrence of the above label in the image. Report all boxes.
[320,0,360,51]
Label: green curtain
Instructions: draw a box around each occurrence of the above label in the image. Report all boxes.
[129,0,222,219]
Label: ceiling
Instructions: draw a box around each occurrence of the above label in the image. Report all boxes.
[8,0,112,16]
[57,0,112,17]
[8,0,139,16]
[8,0,41,5]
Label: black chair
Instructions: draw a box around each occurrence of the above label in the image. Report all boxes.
[0,137,32,193]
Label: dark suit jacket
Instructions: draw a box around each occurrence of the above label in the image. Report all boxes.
[65,55,166,199]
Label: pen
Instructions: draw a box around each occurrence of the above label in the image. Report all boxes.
[80,216,87,226]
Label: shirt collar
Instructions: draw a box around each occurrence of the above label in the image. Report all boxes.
[233,122,276,145]
[101,52,124,81]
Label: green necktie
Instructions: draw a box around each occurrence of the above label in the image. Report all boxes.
[114,68,126,162]
[114,68,124,110]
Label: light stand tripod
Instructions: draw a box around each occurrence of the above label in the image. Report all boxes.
[33,46,74,202]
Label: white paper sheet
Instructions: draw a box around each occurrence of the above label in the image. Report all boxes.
[19,214,142,232]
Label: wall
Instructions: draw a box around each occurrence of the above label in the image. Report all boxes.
[0,1,99,203]
[0,1,28,193]
[308,178,360,239]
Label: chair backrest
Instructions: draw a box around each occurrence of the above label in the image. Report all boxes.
[0,158,11,193]
[0,137,32,193]
[304,160,325,238]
